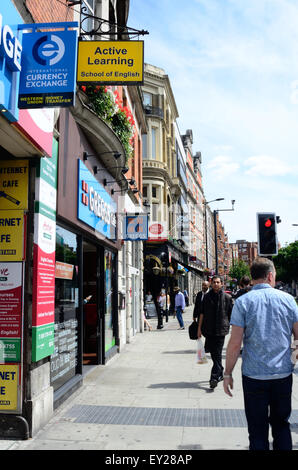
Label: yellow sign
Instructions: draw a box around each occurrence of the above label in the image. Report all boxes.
[0,364,18,411]
[77,40,144,84]
[0,160,29,210]
[0,210,24,261]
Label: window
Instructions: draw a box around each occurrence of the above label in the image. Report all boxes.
[143,92,152,106]
[151,127,157,159]
[142,134,147,158]
[51,226,79,392]
[142,186,147,198]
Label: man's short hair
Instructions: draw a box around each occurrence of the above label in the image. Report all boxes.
[211,275,222,283]
[250,257,275,280]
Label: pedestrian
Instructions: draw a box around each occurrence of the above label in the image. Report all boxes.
[197,275,233,389]
[174,286,185,329]
[159,290,168,323]
[156,291,164,329]
[223,257,298,450]
[143,311,153,331]
[193,280,210,321]
[234,275,251,299]
[183,289,189,306]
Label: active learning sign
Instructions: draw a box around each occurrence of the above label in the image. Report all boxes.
[77,40,144,85]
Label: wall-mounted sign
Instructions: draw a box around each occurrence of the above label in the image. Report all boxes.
[148,221,168,241]
[0,262,23,363]
[78,160,117,240]
[0,160,28,210]
[123,214,148,241]
[0,3,24,121]
[77,40,144,85]
[18,22,78,109]
[0,210,24,261]
[32,139,58,362]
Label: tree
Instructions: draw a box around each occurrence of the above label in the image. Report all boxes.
[228,259,251,283]
[273,241,298,283]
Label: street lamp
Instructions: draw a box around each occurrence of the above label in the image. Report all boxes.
[204,198,225,270]
[214,200,236,274]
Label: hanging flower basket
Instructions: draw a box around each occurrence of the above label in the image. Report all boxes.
[79,85,135,164]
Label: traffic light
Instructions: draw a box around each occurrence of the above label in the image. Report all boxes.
[257,212,278,256]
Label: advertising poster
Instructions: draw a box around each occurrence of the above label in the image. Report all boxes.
[0,364,19,411]
[0,160,28,210]
[18,23,78,109]
[0,263,23,363]
[32,139,58,361]
[77,40,144,85]
[0,210,24,261]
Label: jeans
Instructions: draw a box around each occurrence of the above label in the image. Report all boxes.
[242,374,293,450]
[176,306,184,327]
[205,335,225,382]
[157,306,163,329]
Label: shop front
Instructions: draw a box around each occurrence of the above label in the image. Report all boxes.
[51,107,121,404]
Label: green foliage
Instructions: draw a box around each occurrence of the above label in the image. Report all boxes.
[273,241,298,282]
[80,85,134,164]
[228,259,251,283]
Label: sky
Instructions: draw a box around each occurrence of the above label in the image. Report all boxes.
[128,0,298,247]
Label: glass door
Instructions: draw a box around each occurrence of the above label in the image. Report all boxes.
[82,240,100,366]
[104,250,117,358]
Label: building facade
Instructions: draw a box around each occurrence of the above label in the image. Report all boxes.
[141,63,188,312]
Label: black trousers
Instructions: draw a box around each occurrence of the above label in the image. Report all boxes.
[204,335,225,382]
[242,374,293,450]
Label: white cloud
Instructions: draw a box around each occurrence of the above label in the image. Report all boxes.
[244,156,292,177]
[206,155,240,180]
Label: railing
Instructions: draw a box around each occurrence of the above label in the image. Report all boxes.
[144,105,164,118]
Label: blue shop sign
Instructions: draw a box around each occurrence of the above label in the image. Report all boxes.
[78,160,117,240]
[0,2,24,122]
[18,22,77,109]
[123,215,148,241]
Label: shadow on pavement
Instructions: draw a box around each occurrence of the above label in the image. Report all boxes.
[148,380,212,392]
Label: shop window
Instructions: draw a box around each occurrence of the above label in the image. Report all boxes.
[50,226,79,392]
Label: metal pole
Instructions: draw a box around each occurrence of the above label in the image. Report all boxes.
[214,210,218,274]
[204,204,208,269]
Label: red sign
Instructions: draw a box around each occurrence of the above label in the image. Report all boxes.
[0,263,22,338]
[32,213,55,327]
[149,223,163,235]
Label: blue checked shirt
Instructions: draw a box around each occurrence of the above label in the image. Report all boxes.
[175,291,185,310]
[230,284,298,379]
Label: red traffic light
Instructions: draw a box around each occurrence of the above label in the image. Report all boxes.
[265,219,272,228]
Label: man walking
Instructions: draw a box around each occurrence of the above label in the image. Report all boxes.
[193,280,210,321]
[174,286,185,329]
[197,276,233,389]
[224,257,298,450]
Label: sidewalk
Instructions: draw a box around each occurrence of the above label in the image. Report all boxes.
[1,306,298,451]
